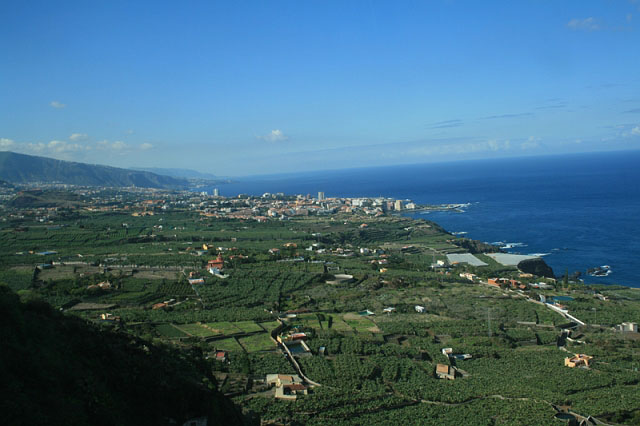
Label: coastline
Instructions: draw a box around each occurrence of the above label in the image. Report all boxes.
[209,151,640,289]
[403,209,637,289]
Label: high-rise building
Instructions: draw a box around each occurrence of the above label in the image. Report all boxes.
[394,200,403,211]
[213,188,219,197]
[318,191,325,201]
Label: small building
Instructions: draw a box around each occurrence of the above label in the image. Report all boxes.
[564,354,593,368]
[152,302,168,310]
[87,281,112,290]
[383,307,395,314]
[415,305,426,313]
[451,354,473,360]
[459,272,477,282]
[278,332,308,343]
[616,322,638,333]
[207,254,224,270]
[188,278,205,285]
[266,374,303,387]
[435,364,455,380]
[99,313,121,322]
[530,282,554,290]
[325,274,354,285]
[214,350,228,362]
[275,383,308,400]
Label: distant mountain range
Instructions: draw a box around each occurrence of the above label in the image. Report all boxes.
[0,152,189,189]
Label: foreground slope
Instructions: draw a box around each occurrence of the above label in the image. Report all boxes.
[0,286,243,426]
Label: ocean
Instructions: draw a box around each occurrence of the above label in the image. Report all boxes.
[212,150,640,288]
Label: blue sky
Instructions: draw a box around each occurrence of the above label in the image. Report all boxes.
[1,0,639,176]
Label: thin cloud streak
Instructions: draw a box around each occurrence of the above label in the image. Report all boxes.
[480,112,534,120]
[567,17,600,31]
[50,101,66,109]
[428,119,464,129]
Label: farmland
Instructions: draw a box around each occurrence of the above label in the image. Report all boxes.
[1,187,639,424]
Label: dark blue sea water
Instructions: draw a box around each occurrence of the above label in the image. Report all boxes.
[214,150,640,287]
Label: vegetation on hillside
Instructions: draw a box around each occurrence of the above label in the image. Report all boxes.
[0,285,243,426]
[0,151,189,189]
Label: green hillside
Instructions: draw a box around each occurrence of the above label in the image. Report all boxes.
[0,152,189,189]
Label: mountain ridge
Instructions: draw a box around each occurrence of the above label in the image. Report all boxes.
[0,151,189,189]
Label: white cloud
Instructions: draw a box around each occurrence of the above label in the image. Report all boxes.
[69,133,88,141]
[632,126,640,136]
[487,139,510,151]
[125,129,135,135]
[140,142,153,150]
[47,140,86,153]
[567,17,600,31]
[521,136,541,150]
[96,140,129,151]
[112,141,128,150]
[22,143,45,154]
[50,101,66,109]
[96,140,110,150]
[0,138,15,150]
[259,129,288,142]
[407,139,512,157]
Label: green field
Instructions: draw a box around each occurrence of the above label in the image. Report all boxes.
[3,187,640,425]
[155,323,189,338]
[174,323,219,338]
[232,321,264,333]
[344,317,378,332]
[258,321,281,332]
[238,333,276,352]
[211,337,244,352]
[205,321,242,335]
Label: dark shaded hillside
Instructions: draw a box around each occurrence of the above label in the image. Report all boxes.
[518,258,555,278]
[0,286,244,426]
[450,237,501,254]
[8,189,86,208]
[0,152,189,189]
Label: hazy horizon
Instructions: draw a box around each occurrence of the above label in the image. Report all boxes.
[1,1,639,175]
